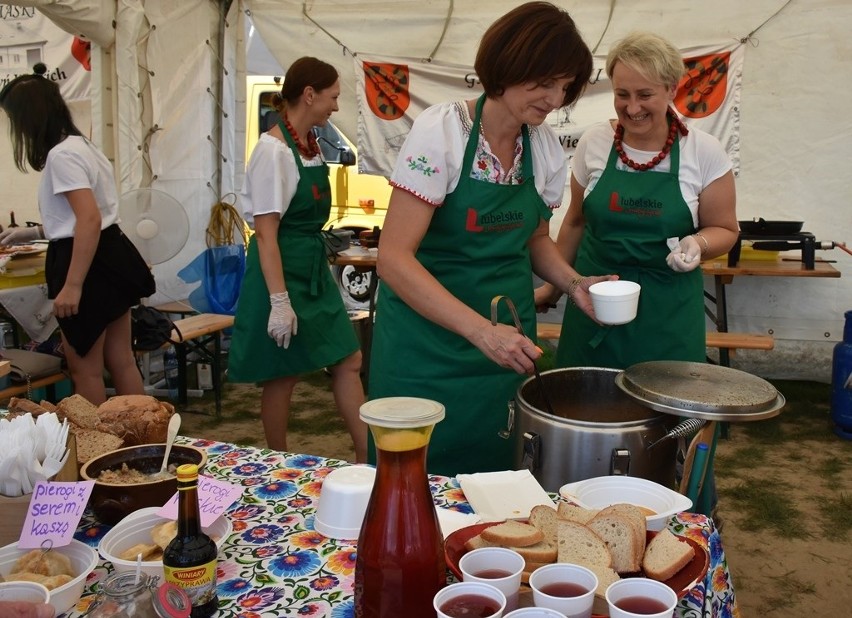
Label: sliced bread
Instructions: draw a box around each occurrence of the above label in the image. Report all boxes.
[528,504,559,545]
[506,539,557,563]
[480,520,544,548]
[556,502,599,524]
[590,565,622,615]
[75,428,125,466]
[556,519,612,569]
[598,503,647,562]
[642,528,694,581]
[58,394,100,429]
[586,512,641,573]
[462,534,494,552]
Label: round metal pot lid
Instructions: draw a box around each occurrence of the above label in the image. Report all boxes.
[614,360,786,422]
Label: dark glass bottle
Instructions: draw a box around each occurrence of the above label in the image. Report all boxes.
[354,397,446,617]
[163,463,219,617]
[8,211,19,228]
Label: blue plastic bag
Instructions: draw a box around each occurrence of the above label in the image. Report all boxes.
[178,245,246,315]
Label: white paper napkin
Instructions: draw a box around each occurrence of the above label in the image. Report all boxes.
[436,507,481,539]
[456,470,555,521]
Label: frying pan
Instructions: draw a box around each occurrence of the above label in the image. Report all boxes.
[738,218,804,235]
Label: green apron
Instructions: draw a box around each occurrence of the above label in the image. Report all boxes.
[229,125,358,383]
[556,129,704,369]
[369,95,552,476]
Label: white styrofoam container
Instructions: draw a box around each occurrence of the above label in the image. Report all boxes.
[0,538,98,617]
[559,476,692,531]
[98,507,232,579]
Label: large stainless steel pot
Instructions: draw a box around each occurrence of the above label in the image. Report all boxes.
[511,367,678,493]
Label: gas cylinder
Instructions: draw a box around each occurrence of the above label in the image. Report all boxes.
[831,310,852,439]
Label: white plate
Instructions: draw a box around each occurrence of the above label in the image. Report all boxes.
[558,476,692,531]
[456,470,554,522]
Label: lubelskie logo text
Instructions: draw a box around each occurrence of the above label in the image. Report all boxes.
[312,184,331,202]
[609,192,663,217]
[465,208,525,233]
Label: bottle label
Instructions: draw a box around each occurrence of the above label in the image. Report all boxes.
[164,560,217,608]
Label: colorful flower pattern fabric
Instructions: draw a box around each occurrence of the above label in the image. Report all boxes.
[68,438,737,617]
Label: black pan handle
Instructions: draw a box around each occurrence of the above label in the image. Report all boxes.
[751,241,800,251]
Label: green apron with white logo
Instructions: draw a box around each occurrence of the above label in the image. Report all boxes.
[229,125,358,383]
[369,95,552,476]
[556,132,704,369]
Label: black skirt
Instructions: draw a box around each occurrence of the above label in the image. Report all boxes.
[46,224,156,357]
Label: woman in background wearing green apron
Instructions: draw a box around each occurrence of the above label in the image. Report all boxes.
[229,58,367,462]
[537,32,738,369]
[369,3,613,477]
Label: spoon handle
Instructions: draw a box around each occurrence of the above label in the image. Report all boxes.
[160,412,182,473]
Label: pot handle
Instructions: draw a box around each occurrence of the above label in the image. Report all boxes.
[521,431,541,473]
[610,448,630,476]
[498,400,515,439]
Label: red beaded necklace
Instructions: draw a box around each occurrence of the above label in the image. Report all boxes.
[282,113,320,159]
[613,108,689,171]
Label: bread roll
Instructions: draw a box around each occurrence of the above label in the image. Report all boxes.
[96,395,174,445]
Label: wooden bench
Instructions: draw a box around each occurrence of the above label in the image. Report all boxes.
[0,367,68,402]
[167,313,235,418]
[536,322,774,361]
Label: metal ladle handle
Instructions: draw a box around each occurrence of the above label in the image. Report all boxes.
[490,295,556,418]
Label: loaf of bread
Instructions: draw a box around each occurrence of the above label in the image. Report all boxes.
[96,395,174,446]
[642,528,694,581]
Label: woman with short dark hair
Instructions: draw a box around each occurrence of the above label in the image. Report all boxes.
[369,2,613,475]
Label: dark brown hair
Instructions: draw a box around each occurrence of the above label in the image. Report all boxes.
[475,1,592,107]
[0,63,83,172]
[273,56,339,110]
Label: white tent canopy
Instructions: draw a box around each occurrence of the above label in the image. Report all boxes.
[3,0,851,381]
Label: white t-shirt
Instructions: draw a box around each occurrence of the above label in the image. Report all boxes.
[390,101,568,209]
[239,133,325,228]
[38,136,120,240]
[571,121,731,227]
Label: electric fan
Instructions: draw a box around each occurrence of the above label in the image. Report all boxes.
[118,188,190,265]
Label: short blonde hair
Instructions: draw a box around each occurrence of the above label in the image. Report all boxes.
[605,32,685,88]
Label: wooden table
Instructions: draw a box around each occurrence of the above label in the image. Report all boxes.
[700,258,841,365]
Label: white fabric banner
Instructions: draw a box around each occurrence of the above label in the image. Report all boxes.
[355,42,743,179]
[0,3,90,101]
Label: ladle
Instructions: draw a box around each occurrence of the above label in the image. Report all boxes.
[157,412,182,478]
[490,295,556,417]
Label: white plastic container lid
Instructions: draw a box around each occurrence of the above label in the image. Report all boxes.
[359,397,445,428]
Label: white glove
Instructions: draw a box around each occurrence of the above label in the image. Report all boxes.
[666,235,702,272]
[0,226,41,246]
[268,292,298,348]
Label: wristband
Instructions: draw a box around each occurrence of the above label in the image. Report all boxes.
[567,276,585,306]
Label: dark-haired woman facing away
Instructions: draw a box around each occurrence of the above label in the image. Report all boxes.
[0,64,155,405]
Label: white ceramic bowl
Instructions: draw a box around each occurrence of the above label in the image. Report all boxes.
[0,539,98,617]
[98,507,232,580]
[589,280,641,325]
[559,476,692,531]
[314,465,376,540]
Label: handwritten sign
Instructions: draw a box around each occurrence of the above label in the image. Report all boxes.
[157,474,241,528]
[18,480,94,549]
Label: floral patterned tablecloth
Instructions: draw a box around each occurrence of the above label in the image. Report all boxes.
[68,438,738,617]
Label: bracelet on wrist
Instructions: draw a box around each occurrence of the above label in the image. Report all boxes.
[692,232,709,255]
[567,276,585,306]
